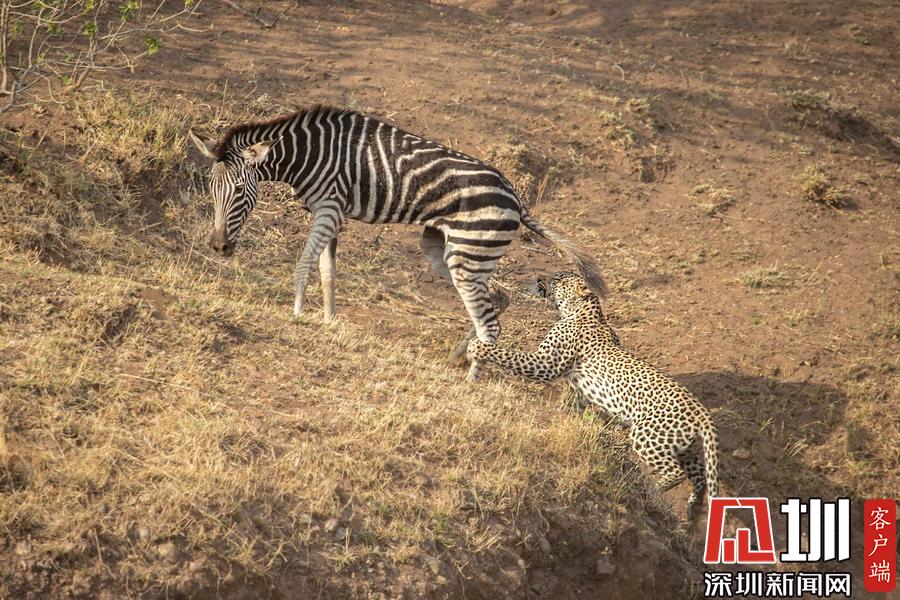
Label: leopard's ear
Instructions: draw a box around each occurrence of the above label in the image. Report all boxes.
[575,278,593,298]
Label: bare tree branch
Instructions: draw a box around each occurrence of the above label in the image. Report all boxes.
[0,0,205,111]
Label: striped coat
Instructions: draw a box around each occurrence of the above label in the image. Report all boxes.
[190,106,604,380]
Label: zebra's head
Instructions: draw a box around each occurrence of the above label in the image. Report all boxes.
[189,131,281,257]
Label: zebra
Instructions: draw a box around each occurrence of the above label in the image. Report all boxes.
[189,106,605,381]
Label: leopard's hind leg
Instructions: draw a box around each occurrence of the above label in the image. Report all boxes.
[678,441,707,518]
[629,424,687,493]
[560,379,590,413]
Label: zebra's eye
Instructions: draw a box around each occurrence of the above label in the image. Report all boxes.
[234,182,246,192]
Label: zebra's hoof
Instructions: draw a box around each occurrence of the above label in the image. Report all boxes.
[449,346,470,368]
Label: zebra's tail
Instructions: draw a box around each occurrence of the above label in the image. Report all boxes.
[520,212,607,296]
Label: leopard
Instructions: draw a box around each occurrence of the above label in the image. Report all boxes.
[467,271,719,516]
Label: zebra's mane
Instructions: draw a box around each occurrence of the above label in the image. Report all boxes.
[212,104,350,160]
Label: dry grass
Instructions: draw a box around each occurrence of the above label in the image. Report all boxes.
[596,111,636,147]
[786,308,817,328]
[0,267,622,568]
[73,90,190,178]
[482,140,556,205]
[799,165,850,208]
[739,266,790,289]
[688,183,735,216]
[787,90,834,113]
[0,88,686,595]
[874,313,900,341]
[841,374,900,498]
[0,89,197,271]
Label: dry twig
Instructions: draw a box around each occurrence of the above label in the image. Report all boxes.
[221,0,279,28]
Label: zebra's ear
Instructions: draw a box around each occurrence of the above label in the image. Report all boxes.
[189,130,218,160]
[241,137,281,164]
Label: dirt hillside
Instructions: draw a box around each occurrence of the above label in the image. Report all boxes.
[1,0,898,598]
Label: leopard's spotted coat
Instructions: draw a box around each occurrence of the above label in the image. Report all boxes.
[468,272,719,515]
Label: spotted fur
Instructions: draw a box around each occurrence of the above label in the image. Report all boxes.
[467,272,719,515]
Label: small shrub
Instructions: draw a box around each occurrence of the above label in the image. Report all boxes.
[788,90,832,112]
[483,140,555,204]
[597,111,635,146]
[0,1,200,111]
[704,89,726,104]
[625,97,650,116]
[847,24,870,45]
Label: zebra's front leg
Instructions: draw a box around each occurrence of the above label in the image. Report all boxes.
[294,203,344,318]
[319,237,338,323]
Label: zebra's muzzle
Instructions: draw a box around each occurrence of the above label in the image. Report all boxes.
[210,235,234,257]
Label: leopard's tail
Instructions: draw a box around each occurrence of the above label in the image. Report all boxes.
[700,420,719,500]
[520,211,606,296]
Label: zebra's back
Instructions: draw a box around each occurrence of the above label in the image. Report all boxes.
[286,109,525,232]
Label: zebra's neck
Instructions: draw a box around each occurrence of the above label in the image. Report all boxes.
[249,107,355,204]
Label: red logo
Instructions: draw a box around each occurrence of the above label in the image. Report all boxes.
[704,498,777,564]
[864,499,896,593]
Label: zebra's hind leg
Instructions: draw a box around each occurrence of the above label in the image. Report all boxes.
[449,284,509,368]
[294,201,343,318]
[444,255,507,382]
[420,226,452,281]
[419,227,468,365]
[318,237,338,323]
[420,226,479,367]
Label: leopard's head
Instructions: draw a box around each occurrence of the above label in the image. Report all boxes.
[535,271,595,316]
